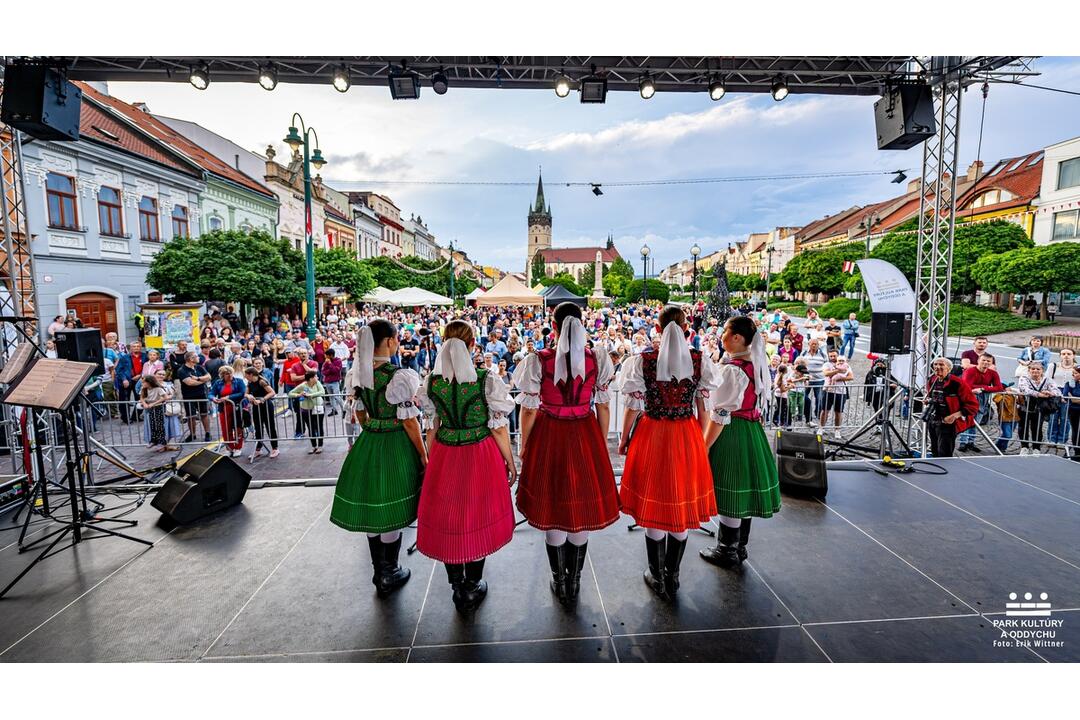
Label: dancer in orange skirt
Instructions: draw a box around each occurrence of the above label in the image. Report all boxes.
[513,302,619,606]
[616,305,718,599]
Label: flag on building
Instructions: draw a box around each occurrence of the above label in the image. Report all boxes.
[842,260,856,274]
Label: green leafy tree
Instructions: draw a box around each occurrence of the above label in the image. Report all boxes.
[530,252,548,282]
[619,279,670,305]
[979,243,1080,319]
[539,272,584,297]
[146,230,303,317]
[312,247,376,299]
[579,262,596,290]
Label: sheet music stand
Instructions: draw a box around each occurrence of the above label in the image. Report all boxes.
[0,358,153,600]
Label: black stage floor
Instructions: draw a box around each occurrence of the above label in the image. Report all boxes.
[1,455,1077,663]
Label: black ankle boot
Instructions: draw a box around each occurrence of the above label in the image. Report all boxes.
[663,535,688,597]
[564,542,588,603]
[738,518,752,563]
[374,535,411,598]
[699,524,740,568]
[445,563,466,604]
[455,559,487,611]
[545,543,567,605]
[643,536,666,598]
[367,535,383,589]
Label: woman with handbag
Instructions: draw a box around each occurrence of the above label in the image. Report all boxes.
[159,370,183,451]
[1016,363,1062,455]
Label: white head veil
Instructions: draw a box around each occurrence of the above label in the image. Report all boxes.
[554,315,587,386]
[749,331,771,414]
[348,324,376,390]
[656,321,694,382]
[433,337,477,383]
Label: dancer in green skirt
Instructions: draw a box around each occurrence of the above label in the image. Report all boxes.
[700,315,781,568]
[331,319,427,597]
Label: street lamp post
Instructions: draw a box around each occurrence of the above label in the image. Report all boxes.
[283,115,327,341]
[640,243,651,304]
[764,246,775,307]
[857,213,880,312]
[448,239,455,304]
[690,243,701,304]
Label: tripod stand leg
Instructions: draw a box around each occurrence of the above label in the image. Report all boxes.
[80,523,153,547]
[0,526,72,599]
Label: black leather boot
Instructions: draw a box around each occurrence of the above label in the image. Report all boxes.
[663,534,688,597]
[643,535,666,598]
[564,542,588,603]
[445,563,466,605]
[699,523,740,568]
[367,535,383,589]
[374,535,411,598]
[455,559,488,612]
[545,543,567,605]
[738,518,752,563]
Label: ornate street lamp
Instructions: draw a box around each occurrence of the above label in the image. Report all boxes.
[640,243,651,304]
[283,114,326,339]
[690,243,701,304]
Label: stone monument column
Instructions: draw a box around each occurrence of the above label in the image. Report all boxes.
[591,250,608,300]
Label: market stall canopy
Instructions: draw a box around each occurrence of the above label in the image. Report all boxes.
[542,284,587,308]
[382,287,453,306]
[465,287,486,300]
[476,274,544,307]
[361,286,394,303]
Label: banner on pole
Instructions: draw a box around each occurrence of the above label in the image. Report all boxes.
[857,259,922,386]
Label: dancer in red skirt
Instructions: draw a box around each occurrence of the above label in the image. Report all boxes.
[513,302,619,606]
[617,305,718,599]
[416,320,518,612]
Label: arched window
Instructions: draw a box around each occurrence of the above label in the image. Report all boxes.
[208,215,224,231]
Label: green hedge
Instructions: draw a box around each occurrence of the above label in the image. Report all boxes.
[766,301,807,313]
[814,298,871,323]
[948,304,1050,337]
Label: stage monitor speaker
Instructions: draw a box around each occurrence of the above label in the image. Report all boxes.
[874,84,935,151]
[870,312,913,355]
[54,327,105,375]
[1,64,82,141]
[775,430,827,498]
[151,449,251,525]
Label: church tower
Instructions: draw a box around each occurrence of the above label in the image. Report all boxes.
[526,170,552,285]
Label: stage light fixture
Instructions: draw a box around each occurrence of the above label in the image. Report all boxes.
[432,70,449,95]
[591,184,603,196]
[554,74,571,98]
[771,75,789,101]
[579,75,607,104]
[258,64,277,91]
[189,64,210,90]
[891,170,908,184]
[639,75,655,100]
[708,77,726,101]
[332,65,351,93]
[389,65,421,100]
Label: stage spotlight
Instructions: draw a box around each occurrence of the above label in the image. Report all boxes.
[258,64,277,91]
[579,76,607,104]
[891,170,908,184]
[554,74,571,98]
[432,70,449,95]
[333,65,351,93]
[389,67,421,100]
[189,64,210,90]
[771,75,789,102]
[708,77,726,101]
[591,184,603,196]
[639,75,655,100]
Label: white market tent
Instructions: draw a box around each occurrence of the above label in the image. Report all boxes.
[465,287,486,300]
[476,274,544,307]
[382,287,453,306]
[361,286,394,303]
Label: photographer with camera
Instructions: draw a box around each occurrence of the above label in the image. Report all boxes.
[924,357,979,458]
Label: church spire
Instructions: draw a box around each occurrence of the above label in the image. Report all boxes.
[532,168,548,215]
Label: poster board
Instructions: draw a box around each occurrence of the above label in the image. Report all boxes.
[140,303,201,351]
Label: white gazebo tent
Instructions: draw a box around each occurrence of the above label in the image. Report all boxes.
[360,286,394,303]
[383,287,453,306]
[465,287,486,301]
[476,274,544,307]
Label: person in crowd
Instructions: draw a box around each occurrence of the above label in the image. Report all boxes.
[289,370,327,454]
[924,357,979,458]
[1015,362,1061,456]
[269,337,287,390]
[1063,367,1080,461]
[1017,336,1052,377]
[799,338,828,425]
[141,348,164,378]
[243,365,279,461]
[958,353,1004,452]
[47,315,65,338]
[209,365,246,457]
[803,308,824,337]
[699,315,780,569]
[819,348,854,438]
[284,329,310,354]
[415,320,516,613]
[167,341,191,377]
[1046,348,1076,448]
[788,360,809,426]
[114,341,147,424]
[839,312,860,359]
[764,323,782,355]
[616,305,718,600]
[1022,295,1037,319]
[484,330,508,362]
[322,348,344,417]
[1048,300,1058,322]
[176,351,212,442]
[332,319,426,599]
[138,373,169,451]
[993,389,1021,454]
[398,329,419,371]
[513,302,619,607]
[863,358,899,419]
[777,336,797,365]
[772,364,792,428]
[285,349,318,437]
[824,317,843,353]
[960,336,990,370]
[204,348,225,391]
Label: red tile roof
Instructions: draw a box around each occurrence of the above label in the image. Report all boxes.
[324,204,352,223]
[956,152,1043,215]
[539,246,622,264]
[79,98,199,178]
[76,82,275,199]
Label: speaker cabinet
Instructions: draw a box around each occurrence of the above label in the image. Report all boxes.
[870,312,913,355]
[54,327,105,376]
[874,84,935,151]
[776,430,828,498]
[1,64,82,141]
[151,449,251,524]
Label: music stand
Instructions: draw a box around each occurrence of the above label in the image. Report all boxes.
[0,358,153,600]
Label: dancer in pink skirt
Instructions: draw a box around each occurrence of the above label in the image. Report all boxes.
[416,320,518,612]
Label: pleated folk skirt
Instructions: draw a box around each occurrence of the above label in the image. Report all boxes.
[516,411,620,532]
[619,416,717,533]
[330,428,422,533]
[708,417,781,519]
[416,436,515,564]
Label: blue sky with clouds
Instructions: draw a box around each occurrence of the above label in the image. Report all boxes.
[109,57,1080,273]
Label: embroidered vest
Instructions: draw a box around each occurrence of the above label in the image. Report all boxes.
[726,358,761,421]
[538,347,598,419]
[426,369,492,446]
[358,363,405,432]
[640,349,702,420]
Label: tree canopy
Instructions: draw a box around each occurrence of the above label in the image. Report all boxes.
[619,279,670,305]
[538,272,585,297]
[778,241,864,295]
[972,242,1080,318]
[313,247,376,298]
